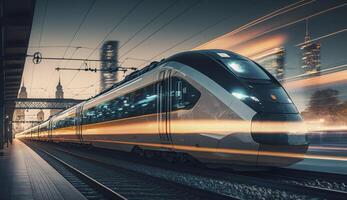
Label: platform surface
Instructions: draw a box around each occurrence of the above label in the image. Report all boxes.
[0,139,86,200]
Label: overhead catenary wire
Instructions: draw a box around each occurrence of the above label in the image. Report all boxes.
[28,45,94,49]
[119,0,178,49]
[127,0,316,68]
[296,28,347,47]
[87,0,200,95]
[119,0,201,60]
[60,0,97,89]
[140,1,345,71]
[194,0,315,50]
[60,0,96,65]
[85,0,144,60]
[30,0,48,96]
[247,2,347,44]
[94,0,313,92]
[136,11,244,68]
[66,0,144,90]
[74,0,339,98]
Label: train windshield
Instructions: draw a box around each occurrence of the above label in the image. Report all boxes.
[222,59,270,80]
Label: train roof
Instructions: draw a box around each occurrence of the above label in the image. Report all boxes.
[36,49,250,125]
[95,49,245,97]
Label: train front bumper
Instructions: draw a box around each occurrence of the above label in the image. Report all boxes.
[251,113,309,166]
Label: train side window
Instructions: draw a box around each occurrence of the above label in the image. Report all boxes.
[133,84,157,116]
[171,77,200,111]
[82,82,158,125]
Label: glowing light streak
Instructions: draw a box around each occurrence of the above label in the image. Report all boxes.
[242,3,347,44]
[231,35,287,58]
[194,0,315,50]
[309,146,347,152]
[87,139,347,162]
[283,69,347,89]
[17,113,309,138]
[251,47,283,61]
[296,28,347,47]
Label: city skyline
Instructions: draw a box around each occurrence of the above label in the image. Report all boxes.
[19,0,347,121]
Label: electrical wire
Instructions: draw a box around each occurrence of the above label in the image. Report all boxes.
[194,0,315,50]
[119,0,178,49]
[119,0,201,60]
[30,0,48,96]
[65,0,143,90]
[60,0,96,64]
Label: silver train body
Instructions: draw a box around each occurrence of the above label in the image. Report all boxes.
[17,50,308,168]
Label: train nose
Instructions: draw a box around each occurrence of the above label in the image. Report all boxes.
[251,113,309,167]
[251,113,308,145]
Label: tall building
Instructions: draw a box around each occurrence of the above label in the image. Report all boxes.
[301,20,321,74]
[13,82,27,133]
[50,78,64,116]
[254,47,286,80]
[100,40,119,92]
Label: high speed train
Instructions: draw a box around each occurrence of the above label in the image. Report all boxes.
[17,50,308,169]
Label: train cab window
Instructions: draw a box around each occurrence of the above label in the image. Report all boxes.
[171,77,200,111]
[222,59,270,80]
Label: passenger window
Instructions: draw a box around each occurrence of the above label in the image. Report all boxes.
[171,77,200,111]
[82,83,158,125]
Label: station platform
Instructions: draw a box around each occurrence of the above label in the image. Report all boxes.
[0,139,86,200]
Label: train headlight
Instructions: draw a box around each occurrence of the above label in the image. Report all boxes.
[232,91,259,102]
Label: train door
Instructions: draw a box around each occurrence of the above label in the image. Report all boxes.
[157,70,174,148]
[75,105,83,143]
[37,125,40,140]
[48,120,53,141]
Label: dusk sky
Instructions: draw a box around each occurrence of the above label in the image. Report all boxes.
[22,0,347,114]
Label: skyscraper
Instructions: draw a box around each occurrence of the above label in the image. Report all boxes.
[100,41,119,92]
[301,20,321,74]
[50,78,64,116]
[13,82,27,133]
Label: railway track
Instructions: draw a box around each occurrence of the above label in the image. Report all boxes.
[26,141,347,200]
[29,144,125,200]
[239,168,347,194]
[25,141,234,200]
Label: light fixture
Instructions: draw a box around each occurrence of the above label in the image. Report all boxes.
[232,91,260,102]
[228,62,244,73]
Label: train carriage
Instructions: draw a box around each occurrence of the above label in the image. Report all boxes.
[16,50,308,169]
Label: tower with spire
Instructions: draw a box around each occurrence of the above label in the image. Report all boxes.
[50,77,64,116]
[55,77,64,99]
[13,81,28,133]
[301,19,321,74]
